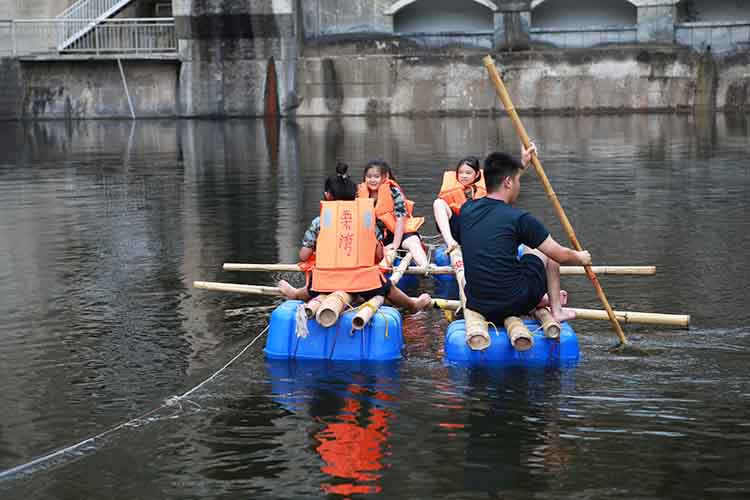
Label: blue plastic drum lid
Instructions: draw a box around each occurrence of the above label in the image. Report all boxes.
[264,300,404,361]
[444,319,579,365]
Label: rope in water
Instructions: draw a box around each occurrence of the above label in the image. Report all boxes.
[0,324,270,482]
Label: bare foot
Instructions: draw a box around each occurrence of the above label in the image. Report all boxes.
[537,290,569,308]
[411,293,432,312]
[551,307,576,323]
[277,280,296,300]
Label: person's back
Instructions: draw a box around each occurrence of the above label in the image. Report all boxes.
[460,197,549,318]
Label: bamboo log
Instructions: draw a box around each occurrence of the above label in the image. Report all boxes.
[389,252,413,284]
[483,56,628,346]
[315,291,352,328]
[504,316,533,351]
[223,262,655,276]
[352,252,412,330]
[303,294,328,319]
[352,295,385,330]
[193,281,285,296]
[451,247,491,351]
[431,298,689,327]
[569,308,690,327]
[532,307,561,339]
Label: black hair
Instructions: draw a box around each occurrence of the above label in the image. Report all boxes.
[364,158,396,182]
[324,162,357,200]
[483,152,524,192]
[456,155,481,182]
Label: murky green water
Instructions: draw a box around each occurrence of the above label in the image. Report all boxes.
[1,114,749,499]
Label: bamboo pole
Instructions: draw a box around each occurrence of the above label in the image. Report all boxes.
[223,262,656,276]
[432,298,689,327]
[315,291,352,328]
[193,281,285,296]
[504,316,533,351]
[193,281,690,327]
[352,252,412,330]
[533,307,561,339]
[450,247,491,350]
[483,55,629,347]
[303,294,328,319]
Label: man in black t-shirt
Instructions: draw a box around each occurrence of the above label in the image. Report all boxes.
[457,151,591,325]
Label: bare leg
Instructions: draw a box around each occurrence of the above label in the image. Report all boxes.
[278,279,312,301]
[433,198,458,251]
[523,249,575,322]
[401,234,429,267]
[386,286,432,312]
[537,290,569,308]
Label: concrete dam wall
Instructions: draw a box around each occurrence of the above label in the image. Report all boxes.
[1,0,749,119]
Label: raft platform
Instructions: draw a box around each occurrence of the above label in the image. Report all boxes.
[264,300,404,361]
[444,318,579,365]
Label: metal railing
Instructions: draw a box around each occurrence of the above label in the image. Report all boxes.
[530,25,637,49]
[10,18,176,57]
[58,0,134,49]
[676,21,750,53]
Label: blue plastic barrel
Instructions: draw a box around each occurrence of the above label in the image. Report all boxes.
[264,300,404,361]
[444,319,579,365]
[432,245,453,284]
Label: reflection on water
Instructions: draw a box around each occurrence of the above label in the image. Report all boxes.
[269,360,397,496]
[1,113,750,499]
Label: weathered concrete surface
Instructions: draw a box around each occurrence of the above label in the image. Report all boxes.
[0,58,22,120]
[20,61,179,119]
[716,52,750,109]
[174,0,299,117]
[494,0,531,51]
[297,41,712,115]
[637,4,677,44]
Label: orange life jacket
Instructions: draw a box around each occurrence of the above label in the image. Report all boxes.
[438,170,486,215]
[310,198,384,293]
[356,179,425,234]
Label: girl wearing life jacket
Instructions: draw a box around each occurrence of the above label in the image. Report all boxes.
[434,146,536,254]
[433,156,485,254]
[278,162,431,312]
[357,159,429,267]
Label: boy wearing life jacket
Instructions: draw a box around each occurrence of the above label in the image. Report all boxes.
[357,159,430,267]
[278,163,432,312]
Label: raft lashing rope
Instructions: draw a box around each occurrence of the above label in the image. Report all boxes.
[0,325,270,483]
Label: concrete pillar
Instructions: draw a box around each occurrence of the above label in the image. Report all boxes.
[174,0,300,117]
[0,58,22,120]
[493,0,531,51]
[636,1,678,44]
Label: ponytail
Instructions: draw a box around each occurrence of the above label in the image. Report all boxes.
[324,162,357,200]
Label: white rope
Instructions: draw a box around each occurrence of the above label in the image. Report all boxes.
[0,324,270,482]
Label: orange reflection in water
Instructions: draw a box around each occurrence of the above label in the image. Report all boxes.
[316,385,392,497]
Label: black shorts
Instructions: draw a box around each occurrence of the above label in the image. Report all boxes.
[382,231,421,247]
[483,254,548,323]
[434,215,460,241]
[308,274,392,301]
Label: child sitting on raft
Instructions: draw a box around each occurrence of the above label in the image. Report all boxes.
[278,162,432,312]
[357,159,430,267]
[434,147,536,253]
[433,155,485,254]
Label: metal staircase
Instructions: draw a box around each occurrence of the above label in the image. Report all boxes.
[56,0,134,50]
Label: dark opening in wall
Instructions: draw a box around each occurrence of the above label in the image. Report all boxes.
[532,0,637,29]
[681,0,750,22]
[393,0,494,33]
